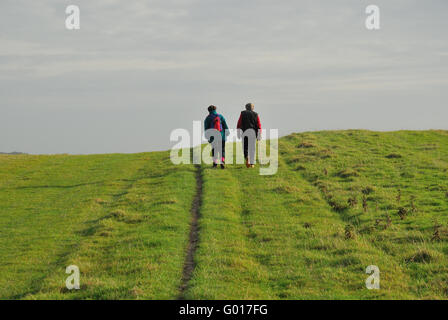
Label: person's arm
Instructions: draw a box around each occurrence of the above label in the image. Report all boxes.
[256,115,262,140]
[221,115,230,136]
[236,113,243,139]
[237,113,242,129]
[204,117,211,142]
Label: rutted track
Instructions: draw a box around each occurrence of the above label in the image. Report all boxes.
[178,165,203,299]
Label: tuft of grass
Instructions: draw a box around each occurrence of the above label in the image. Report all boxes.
[406,250,434,264]
[362,196,368,213]
[361,186,375,195]
[110,209,127,219]
[347,196,357,208]
[385,214,392,230]
[386,153,402,159]
[410,195,418,213]
[273,185,300,194]
[337,169,359,178]
[94,198,107,205]
[397,207,408,220]
[344,225,355,239]
[297,142,315,148]
[328,198,349,212]
[97,230,112,237]
[431,221,442,242]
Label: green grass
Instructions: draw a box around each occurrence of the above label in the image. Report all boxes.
[0,152,196,299]
[1,130,448,299]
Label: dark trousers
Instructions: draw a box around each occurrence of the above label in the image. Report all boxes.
[212,142,225,163]
[243,136,256,164]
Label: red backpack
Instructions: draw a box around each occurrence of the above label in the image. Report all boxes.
[212,114,222,132]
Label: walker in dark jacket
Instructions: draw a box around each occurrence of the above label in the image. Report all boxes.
[237,103,262,167]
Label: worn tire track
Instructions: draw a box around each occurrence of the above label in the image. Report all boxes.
[178,165,203,299]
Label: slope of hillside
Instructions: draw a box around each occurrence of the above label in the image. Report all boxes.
[1,130,447,299]
[188,130,448,299]
[0,152,196,299]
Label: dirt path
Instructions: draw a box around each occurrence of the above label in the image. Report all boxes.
[178,165,203,299]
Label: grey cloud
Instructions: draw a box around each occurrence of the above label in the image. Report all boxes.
[0,0,447,153]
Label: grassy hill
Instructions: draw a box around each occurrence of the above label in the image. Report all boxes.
[1,130,447,299]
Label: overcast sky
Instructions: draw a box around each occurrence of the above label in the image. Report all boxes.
[1,0,447,154]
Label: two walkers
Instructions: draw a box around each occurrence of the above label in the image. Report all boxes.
[204,103,262,169]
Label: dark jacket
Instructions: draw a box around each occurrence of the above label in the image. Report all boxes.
[237,110,262,135]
